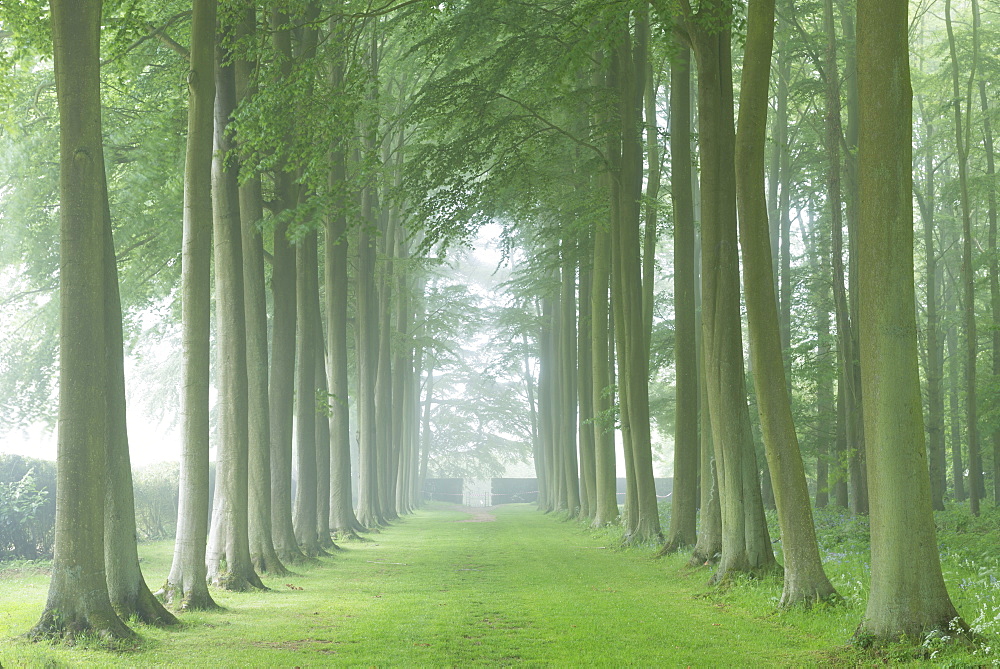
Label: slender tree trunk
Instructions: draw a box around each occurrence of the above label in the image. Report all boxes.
[682,0,776,583]
[974,0,1000,505]
[948,292,967,501]
[236,3,287,576]
[560,237,581,514]
[578,230,596,520]
[292,230,323,555]
[267,10,309,565]
[164,0,220,610]
[613,11,660,544]
[917,99,946,512]
[946,0,983,515]
[206,27,265,591]
[736,0,837,606]
[314,322,336,548]
[856,0,964,639]
[690,239,722,565]
[325,13,362,536]
[591,185,618,527]
[839,2,868,516]
[356,185,383,527]
[663,44,698,553]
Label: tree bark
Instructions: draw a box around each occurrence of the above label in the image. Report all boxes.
[855,0,964,640]
[325,12,363,536]
[31,0,137,639]
[236,1,288,576]
[206,26,265,591]
[662,43,698,553]
[268,10,310,565]
[736,0,837,606]
[164,0,220,611]
[946,0,983,515]
[681,0,776,583]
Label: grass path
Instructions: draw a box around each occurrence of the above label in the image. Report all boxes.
[2,503,838,666]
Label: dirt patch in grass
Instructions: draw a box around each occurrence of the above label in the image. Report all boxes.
[454,507,496,523]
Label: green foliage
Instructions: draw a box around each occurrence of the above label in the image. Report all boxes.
[0,455,54,560]
[132,462,179,541]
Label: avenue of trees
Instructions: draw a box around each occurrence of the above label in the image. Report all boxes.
[0,0,995,650]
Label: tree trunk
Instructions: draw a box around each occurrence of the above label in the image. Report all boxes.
[916,98,946,512]
[682,0,776,583]
[855,0,964,640]
[591,179,618,527]
[267,10,310,565]
[663,43,698,553]
[294,230,323,555]
[578,230,596,520]
[31,0,137,639]
[163,0,220,611]
[839,2,868,516]
[325,13,363,536]
[236,3,288,576]
[612,12,661,544]
[736,0,837,606]
[948,291,967,501]
[560,237,581,514]
[314,321,337,548]
[206,28,265,591]
[946,0,983,515]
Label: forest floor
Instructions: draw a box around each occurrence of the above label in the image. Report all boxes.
[1,502,992,666]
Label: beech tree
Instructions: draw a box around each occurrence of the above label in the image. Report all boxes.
[30,0,135,641]
[855,0,964,642]
[163,0,218,611]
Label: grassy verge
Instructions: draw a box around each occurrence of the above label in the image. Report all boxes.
[0,503,844,667]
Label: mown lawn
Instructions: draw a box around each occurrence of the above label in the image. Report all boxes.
[0,503,865,666]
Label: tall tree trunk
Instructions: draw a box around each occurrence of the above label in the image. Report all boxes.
[916,99,946,511]
[560,237,581,514]
[236,2,287,576]
[682,0,776,583]
[690,237,722,565]
[314,319,336,548]
[736,0,837,606]
[268,10,309,565]
[206,26,265,591]
[948,288,967,501]
[578,230,596,520]
[973,0,1000,506]
[663,43,698,553]
[356,185,383,527]
[839,1,868,516]
[855,0,964,640]
[946,0,983,515]
[591,186,618,527]
[31,0,137,639]
[613,11,660,544]
[294,230,323,555]
[325,12,363,537]
[163,0,220,611]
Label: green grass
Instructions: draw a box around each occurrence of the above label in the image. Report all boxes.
[1,502,852,667]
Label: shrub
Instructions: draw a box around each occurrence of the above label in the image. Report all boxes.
[0,455,56,559]
[132,461,179,540]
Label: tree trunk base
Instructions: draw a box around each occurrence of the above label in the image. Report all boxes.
[251,552,292,577]
[29,605,136,645]
[111,582,180,627]
[212,568,267,592]
[657,535,695,557]
[159,582,220,612]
